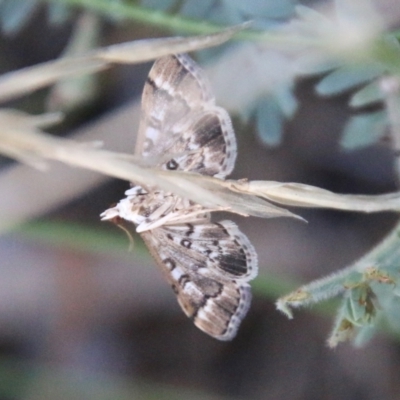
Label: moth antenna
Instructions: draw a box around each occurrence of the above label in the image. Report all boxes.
[118,223,135,252]
[110,216,135,251]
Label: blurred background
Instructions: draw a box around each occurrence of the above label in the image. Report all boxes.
[0,1,398,399]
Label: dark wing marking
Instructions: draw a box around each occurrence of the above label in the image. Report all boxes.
[161,221,258,281]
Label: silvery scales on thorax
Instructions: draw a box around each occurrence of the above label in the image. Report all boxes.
[101,54,258,340]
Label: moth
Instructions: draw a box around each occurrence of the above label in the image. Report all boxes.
[101,54,258,340]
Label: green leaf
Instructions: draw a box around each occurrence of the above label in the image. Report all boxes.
[295,4,332,27]
[141,0,178,12]
[47,3,73,25]
[316,64,384,96]
[350,81,384,108]
[255,96,284,146]
[345,285,376,325]
[0,0,38,34]
[353,324,377,347]
[340,111,386,149]
[181,0,241,24]
[279,222,400,346]
[233,0,295,19]
[275,85,298,118]
[294,55,339,76]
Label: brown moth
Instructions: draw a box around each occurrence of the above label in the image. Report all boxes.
[101,54,258,340]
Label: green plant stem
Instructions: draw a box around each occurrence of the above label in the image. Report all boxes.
[39,0,323,43]
[42,0,400,73]
[281,221,400,307]
[41,0,258,39]
[16,220,336,315]
[0,357,230,400]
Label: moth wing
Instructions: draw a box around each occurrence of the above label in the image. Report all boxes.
[136,54,236,178]
[161,221,258,281]
[140,221,257,340]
